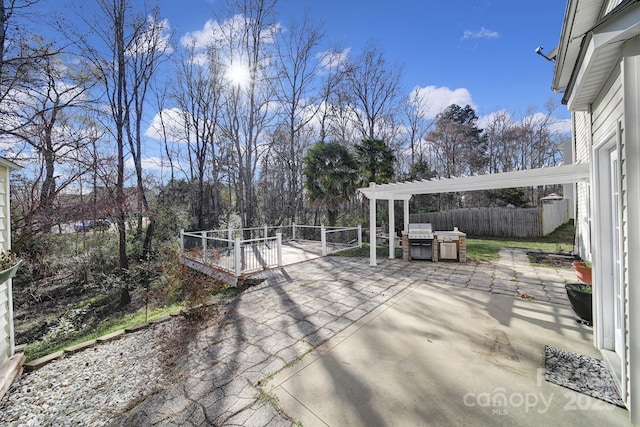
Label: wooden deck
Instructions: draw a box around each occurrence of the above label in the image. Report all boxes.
[181,240,357,286]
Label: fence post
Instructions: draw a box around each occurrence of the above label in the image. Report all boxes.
[321,224,327,256]
[234,235,242,276]
[358,224,362,248]
[264,225,268,240]
[227,228,232,252]
[180,230,184,253]
[201,231,208,263]
[276,232,283,266]
[292,223,296,240]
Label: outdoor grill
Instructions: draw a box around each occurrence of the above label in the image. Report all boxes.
[408,223,434,260]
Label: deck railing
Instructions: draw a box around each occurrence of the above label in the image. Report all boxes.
[180,224,361,276]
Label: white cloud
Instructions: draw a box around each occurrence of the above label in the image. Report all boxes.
[477,109,511,130]
[524,112,571,135]
[180,19,225,48]
[549,118,571,134]
[127,16,174,56]
[125,156,170,171]
[181,15,281,50]
[316,48,350,70]
[145,108,191,142]
[478,110,572,135]
[409,85,476,119]
[461,27,500,40]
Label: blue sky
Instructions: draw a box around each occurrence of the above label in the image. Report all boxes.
[26,0,571,176]
[158,0,569,121]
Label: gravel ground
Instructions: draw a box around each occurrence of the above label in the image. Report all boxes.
[0,318,186,427]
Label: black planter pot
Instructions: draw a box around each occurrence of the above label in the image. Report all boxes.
[565,283,593,326]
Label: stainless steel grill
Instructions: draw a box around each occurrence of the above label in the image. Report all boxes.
[408,223,434,260]
[408,223,434,239]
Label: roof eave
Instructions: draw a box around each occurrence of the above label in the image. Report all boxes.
[0,157,22,171]
[564,1,640,110]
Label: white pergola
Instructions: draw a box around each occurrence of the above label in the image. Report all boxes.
[357,163,591,266]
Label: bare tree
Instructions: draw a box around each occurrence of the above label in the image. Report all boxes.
[218,0,279,233]
[73,0,168,304]
[403,88,434,166]
[0,0,57,107]
[173,42,224,229]
[482,109,516,173]
[314,46,347,143]
[123,8,172,258]
[272,12,323,223]
[1,52,95,235]
[342,42,403,142]
[150,81,177,184]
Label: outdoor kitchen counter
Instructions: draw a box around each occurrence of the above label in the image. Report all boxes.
[402,228,467,263]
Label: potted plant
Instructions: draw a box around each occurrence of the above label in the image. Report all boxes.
[565,283,592,325]
[0,250,21,284]
[572,261,592,284]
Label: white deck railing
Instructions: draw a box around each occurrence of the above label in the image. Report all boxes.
[180,224,361,276]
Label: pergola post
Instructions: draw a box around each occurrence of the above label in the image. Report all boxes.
[403,198,410,233]
[388,198,395,259]
[369,183,377,266]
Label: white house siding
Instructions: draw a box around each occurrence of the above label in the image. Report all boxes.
[573,110,591,259]
[590,63,630,403]
[0,164,11,366]
[603,0,624,15]
[604,0,624,15]
[621,36,640,419]
[591,69,623,143]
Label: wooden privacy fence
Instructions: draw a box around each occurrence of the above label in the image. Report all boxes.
[409,199,569,238]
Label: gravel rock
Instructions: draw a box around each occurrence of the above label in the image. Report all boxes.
[0,319,179,427]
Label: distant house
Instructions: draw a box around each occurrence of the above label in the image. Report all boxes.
[551,0,640,423]
[0,157,22,398]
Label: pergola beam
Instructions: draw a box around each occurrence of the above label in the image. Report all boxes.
[359,163,591,267]
[358,163,590,199]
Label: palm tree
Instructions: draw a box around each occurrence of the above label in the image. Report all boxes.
[354,139,395,185]
[303,142,358,226]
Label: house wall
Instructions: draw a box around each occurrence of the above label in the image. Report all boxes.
[583,36,640,418]
[588,61,629,402]
[573,110,591,260]
[0,164,11,366]
[621,35,640,424]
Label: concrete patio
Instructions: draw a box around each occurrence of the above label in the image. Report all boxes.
[107,249,629,426]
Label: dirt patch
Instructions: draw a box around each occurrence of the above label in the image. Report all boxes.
[12,271,153,348]
[527,250,579,267]
[154,303,227,382]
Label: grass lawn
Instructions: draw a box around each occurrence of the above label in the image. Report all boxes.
[466,221,575,262]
